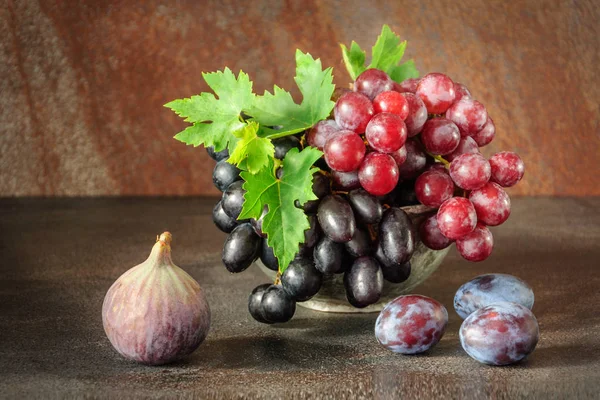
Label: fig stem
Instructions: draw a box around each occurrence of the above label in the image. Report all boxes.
[158,232,172,245]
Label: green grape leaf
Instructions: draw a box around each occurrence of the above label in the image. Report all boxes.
[368,25,407,73]
[389,59,420,83]
[165,68,253,152]
[340,25,419,82]
[248,50,335,139]
[239,147,323,272]
[227,122,274,174]
[341,41,366,81]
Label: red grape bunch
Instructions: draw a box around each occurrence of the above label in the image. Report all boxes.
[311,69,524,263]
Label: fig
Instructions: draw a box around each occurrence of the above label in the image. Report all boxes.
[102,232,210,365]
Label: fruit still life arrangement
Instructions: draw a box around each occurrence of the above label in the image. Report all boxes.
[103,26,537,367]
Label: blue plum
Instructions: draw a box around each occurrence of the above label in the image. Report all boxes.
[454,274,534,319]
[460,302,539,365]
[375,295,448,354]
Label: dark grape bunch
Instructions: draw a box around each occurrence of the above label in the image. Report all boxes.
[208,138,419,323]
[209,67,524,324]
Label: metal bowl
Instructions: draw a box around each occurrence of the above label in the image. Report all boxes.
[257,205,450,313]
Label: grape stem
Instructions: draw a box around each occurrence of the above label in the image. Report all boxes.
[274,272,281,285]
[430,154,451,168]
[367,224,378,242]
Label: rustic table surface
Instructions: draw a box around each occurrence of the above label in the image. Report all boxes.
[1,197,598,399]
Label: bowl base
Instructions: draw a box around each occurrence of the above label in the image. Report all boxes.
[297,299,384,313]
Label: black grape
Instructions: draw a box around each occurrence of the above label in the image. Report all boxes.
[392,180,420,207]
[260,239,279,271]
[212,201,238,233]
[314,157,331,172]
[344,256,384,308]
[261,285,296,323]
[383,261,411,283]
[345,228,373,257]
[273,136,302,159]
[248,283,273,324]
[296,172,331,213]
[331,170,360,190]
[375,245,412,283]
[298,214,320,255]
[206,146,229,161]
[348,188,383,224]
[312,173,331,198]
[339,249,355,274]
[313,236,343,274]
[281,257,323,302]
[317,195,356,243]
[251,205,268,238]
[379,208,415,265]
[297,199,319,214]
[222,180,245,219]
[213,160,241,192]
[222,223,260,273]
[294,172,331,214]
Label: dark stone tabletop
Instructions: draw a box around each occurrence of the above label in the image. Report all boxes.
[1,197,598,399]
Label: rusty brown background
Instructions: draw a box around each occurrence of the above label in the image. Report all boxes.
[1,0,598,197]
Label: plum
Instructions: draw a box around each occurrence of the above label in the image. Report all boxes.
[375,295,448,354]
[454,273,534,319]
[460,302,539,365]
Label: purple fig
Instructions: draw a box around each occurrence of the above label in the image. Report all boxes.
[102,232,210,365]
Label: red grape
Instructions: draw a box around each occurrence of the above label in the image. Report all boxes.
[331,170,360,190]
[437,197,477,240]
[393,78,420,93]
[391,145,407,166]
[402,93,428,136]
[456,223,493,262]
[307,119,341,150]
[446,98,488,136]
[446,136,480,162]
[420,118,461,155]
[334,92,374,133]
[398,140,428,179]
[373,91,409,120]
[358,153,399,196]
[420,214,453,250]
[415,73,456,114]
[332,87,351,102]
[426,163,448,173]
[365,113,407,153]
[489,151,525,187]
[415,170,455,207]
[324,130,366,172]
[449,153,491,190]
[469,182,511,226]
[354,68,394,100]
[453,82,472,102]
[472,117,495,147]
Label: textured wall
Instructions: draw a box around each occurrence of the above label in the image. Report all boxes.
[1,0,598,196]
